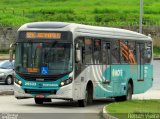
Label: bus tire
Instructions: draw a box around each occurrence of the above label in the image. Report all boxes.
[115,83,133,101]
[78,90,87,107]
[34,98,44,104]
[78,84,93,107]
[115,96,126,101]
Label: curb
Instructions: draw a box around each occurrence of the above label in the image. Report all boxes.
[103,105,118,119]
[0,90,14,95]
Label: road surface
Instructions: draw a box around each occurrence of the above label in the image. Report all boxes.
[0,96,112,119]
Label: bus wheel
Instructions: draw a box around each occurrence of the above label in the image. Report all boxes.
[115,96,126,101]
[78,85,93,107]
[34,98,44,104]
[115,83,133,101]
[126,83,133,100]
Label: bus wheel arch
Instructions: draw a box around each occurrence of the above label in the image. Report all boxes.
[78,80,93,107]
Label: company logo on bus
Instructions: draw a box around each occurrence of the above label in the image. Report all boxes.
[112,69,123,77]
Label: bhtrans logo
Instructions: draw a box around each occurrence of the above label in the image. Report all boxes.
[112,69,123,77]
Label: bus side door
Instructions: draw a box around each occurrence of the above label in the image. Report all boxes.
[102,42,111,83]
[137,43,144,81]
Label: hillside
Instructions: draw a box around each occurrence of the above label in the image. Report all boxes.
[0,0,160,26]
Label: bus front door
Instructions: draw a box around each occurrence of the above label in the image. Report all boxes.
[102,42,111,83]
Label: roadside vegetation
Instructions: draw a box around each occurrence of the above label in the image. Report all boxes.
[0,0,159,27]
[0,49,9,54]
[153,46,160,57]
[106,100,160,119]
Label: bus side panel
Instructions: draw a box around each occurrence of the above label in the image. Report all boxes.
[111,65,138,97]
[74,65,96,100]
[92,65,114,98]
[74,64,152,100]
[111,65,127,97]
[134,64,153,94]
[111,64,153,96]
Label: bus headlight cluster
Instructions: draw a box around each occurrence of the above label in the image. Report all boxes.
[60,77,73,87]
[15,78,22,86]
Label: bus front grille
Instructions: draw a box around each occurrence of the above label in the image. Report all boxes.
[16,72,68,81]
[25,89,57,94]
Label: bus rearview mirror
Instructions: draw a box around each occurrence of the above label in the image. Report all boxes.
[76,49,81,63]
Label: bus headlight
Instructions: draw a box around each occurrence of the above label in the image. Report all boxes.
[18,80,22,85]
[60,77,72,87]
[15,78,22,86]
[60,82,65,86]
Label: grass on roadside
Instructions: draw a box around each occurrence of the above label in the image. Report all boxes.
[106,100,160,119]
[0,0,160,26]
[0,49,9,54]
[153,46,160,57]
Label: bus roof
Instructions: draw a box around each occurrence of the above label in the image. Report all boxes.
[18,22,152,41]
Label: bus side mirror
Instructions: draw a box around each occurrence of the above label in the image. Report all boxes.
[75,43,82,63]
[76,49,81,63]
[9,43,15,62]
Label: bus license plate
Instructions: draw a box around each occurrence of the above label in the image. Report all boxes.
[35,94,45,98]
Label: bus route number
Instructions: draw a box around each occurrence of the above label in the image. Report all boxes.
[25,82,36,86]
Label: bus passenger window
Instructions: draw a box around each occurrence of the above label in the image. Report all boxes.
[128,42,137,64]
[84,38,93,64]
[112,40,120,64]
[120,41,129,64]
[93,40,102,64]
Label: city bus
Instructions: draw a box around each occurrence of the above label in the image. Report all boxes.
[10,22,153,107]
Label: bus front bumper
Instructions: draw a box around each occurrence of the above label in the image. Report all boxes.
[14,83,73,100]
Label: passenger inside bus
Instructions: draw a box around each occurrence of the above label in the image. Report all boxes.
[84,38,93,64]
[94,40,101,64]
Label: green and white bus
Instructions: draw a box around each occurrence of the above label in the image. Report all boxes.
[11,22,153,107]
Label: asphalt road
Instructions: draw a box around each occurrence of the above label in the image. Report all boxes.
[0,96,113,113]
[0,96,113,119]
[0,82,13,91]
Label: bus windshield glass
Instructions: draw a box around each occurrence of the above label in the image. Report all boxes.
[15,42,72,75]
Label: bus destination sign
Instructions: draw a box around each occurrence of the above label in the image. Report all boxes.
[26,32,61,39]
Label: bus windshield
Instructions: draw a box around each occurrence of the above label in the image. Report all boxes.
[15,42,72,75]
